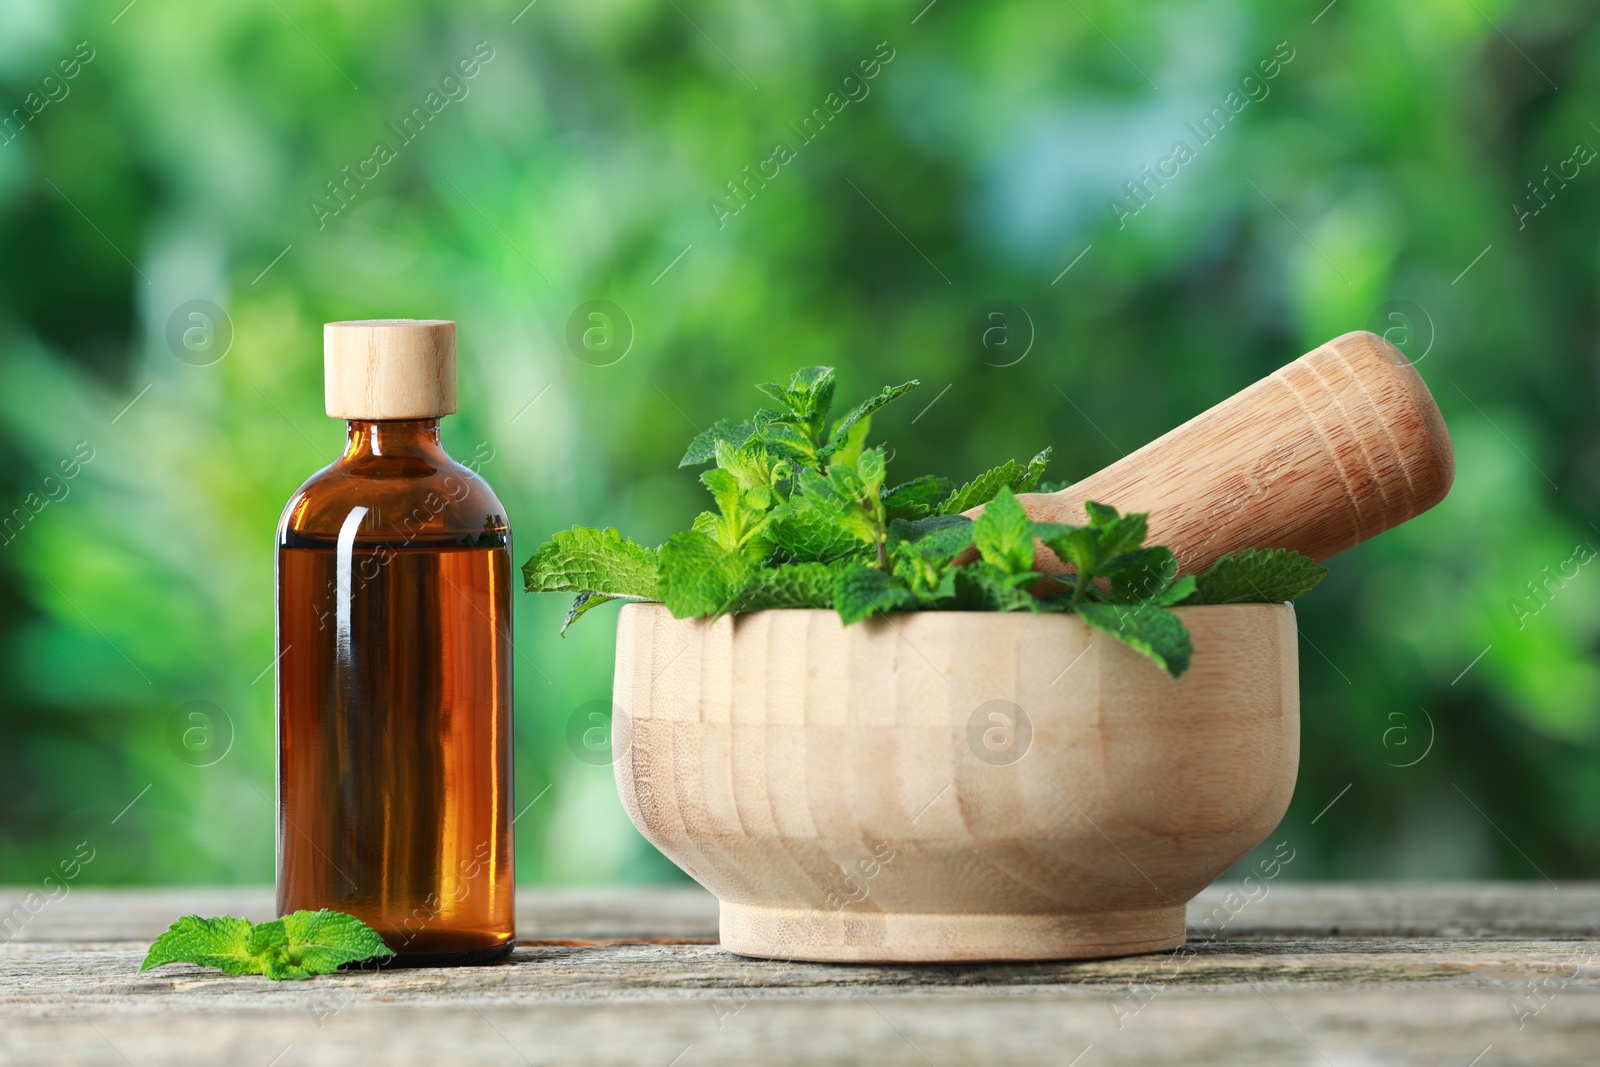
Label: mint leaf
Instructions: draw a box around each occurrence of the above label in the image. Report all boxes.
[769,499,865,563]
[732,563,839,611]
[821,379,918,459]
[1034,523,1100,581]
[701,466,746,522]
[1151,573,1197,606]
[940,447,1052,513]
[658,530,752,617]
[1082,501,1147,560]
[1189,548,1327,604]
[754,380,792,408]
[752,419,818,465]
[827,414,874,468]
[142,915,258,976]
[522,527,659,600]
[972,487,1035,576]
[681,418,756,467]
[941,460,1020,514]
[834,566,916,623]
[1078,603,1193,678]
[888,514,974,561]
[141,910,392,981]
[883,475,956,520]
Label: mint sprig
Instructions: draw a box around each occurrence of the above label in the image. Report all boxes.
[521,366,1328,678]
[141,909,393,981]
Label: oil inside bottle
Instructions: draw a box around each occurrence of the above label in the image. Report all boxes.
[277,538,514,964]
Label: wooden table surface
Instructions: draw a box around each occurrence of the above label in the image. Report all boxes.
[2,883,1597,1066]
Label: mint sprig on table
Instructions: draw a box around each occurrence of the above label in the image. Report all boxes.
[523,366,1326,678]
[141,909,392,980]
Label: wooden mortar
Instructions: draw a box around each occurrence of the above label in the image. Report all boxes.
[614,603,1296,962]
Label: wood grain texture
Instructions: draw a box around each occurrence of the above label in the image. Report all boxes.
[995,330,1454,576]
[612,602,1299,962]
[323,319,457,419]
[2,885,1596,1066]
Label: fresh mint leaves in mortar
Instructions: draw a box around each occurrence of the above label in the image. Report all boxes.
[521,366,1326,678]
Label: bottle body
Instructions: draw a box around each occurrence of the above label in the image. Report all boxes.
[276,419,514,965]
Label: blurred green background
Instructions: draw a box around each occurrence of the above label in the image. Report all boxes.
[0,0,1596,889]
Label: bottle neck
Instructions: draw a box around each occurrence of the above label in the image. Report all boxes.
[341,418,447,462]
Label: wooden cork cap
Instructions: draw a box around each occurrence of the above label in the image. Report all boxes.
[324,319,458,419]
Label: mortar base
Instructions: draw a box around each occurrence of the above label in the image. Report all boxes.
[718,901,1187,963]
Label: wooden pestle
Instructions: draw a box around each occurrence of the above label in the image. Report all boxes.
[972,330,1455,577]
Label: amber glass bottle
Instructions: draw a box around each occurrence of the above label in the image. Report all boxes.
[276,319,513,966]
